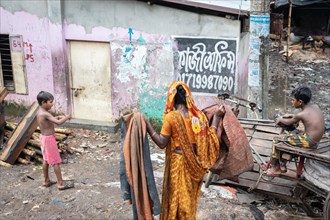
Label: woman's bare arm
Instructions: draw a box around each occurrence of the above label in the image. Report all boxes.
[145,119,169,149]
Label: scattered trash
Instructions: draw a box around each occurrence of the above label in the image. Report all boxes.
[48,198,63,205]
[27,175,34,180]
[31,204,40,211]
[33,166,43,170]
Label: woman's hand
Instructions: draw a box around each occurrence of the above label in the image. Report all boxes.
[215,105,226,118]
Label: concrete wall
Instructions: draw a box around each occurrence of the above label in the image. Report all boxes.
[1,0,243,120]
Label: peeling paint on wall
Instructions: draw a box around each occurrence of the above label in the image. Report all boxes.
[110,41,174,120]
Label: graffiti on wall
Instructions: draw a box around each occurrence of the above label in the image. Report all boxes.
[173,36,238,95]
[10,37,35,63]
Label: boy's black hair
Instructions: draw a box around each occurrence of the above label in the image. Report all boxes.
[291,86,312,104]
[174,85,187,106]
[37,91,54,106]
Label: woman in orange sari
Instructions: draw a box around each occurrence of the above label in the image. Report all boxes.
[145,81,225,220]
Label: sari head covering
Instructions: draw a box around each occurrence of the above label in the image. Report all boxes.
[164,81,209,135]
[163,81,219,170]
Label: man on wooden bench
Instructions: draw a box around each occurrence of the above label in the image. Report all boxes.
[265,86,325,176]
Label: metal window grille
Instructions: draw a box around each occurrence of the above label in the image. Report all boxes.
[0,34,15,91]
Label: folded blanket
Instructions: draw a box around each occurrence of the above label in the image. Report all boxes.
[203,104,254,180]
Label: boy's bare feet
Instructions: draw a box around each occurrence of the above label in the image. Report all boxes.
[57,180,74,190]
[42,180,57,187]
[264,166,282,176]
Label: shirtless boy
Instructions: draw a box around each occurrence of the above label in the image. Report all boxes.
[36,91,74,190]
[266,86,325,176]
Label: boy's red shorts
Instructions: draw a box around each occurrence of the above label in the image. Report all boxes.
[40,134,62,164]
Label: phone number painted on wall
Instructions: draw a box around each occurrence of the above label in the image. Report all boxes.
[177,73,234,91]
[174,37,238,94]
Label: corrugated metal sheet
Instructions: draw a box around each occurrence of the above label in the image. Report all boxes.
[275,0,329,8]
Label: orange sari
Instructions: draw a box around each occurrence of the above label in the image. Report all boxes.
[160,81,220,220]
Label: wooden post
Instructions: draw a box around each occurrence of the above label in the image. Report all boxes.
[0,87,9,102]
[0,102,39,164]
[286,0,293,63]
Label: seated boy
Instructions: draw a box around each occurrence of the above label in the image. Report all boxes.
[265,86,325,176]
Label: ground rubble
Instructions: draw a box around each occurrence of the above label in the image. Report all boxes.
[0,127,318,220]
[1,47,328,220]
[269,45,330,123]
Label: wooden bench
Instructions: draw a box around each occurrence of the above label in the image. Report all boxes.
[275,140,330,178]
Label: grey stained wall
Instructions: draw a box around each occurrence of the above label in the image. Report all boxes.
[62,0,240,37]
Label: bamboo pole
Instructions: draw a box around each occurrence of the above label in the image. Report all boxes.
[286,0,293,63]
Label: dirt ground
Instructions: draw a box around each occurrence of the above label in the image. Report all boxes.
[0,127,320,220]
[1,47,329,220]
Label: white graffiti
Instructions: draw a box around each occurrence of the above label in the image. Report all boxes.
[178,41,236,74]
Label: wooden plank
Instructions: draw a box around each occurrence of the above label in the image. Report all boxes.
[250,138,273,150]
[240,123,254,129]
[244,129,255,137]
[251,157,297,172]
[0,87,9,102]
[0,102,39,164]
[219,175,294,196]
[252,131,277,141]
[255,125,282,134]
[275,143,330,163]
[239,171,297,186]
[251,144,272,157]
[238,118,275,124]
[317,147,330,154]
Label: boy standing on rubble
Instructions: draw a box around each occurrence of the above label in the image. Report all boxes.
[36,91,74,190]
[265,86,325,176]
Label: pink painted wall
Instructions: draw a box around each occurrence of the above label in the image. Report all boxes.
[0,8,67,112]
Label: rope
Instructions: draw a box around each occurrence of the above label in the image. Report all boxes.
[248,169,264,192]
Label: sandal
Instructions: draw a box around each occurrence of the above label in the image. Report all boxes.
[42,180,57,187]
[58,180,75,190]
